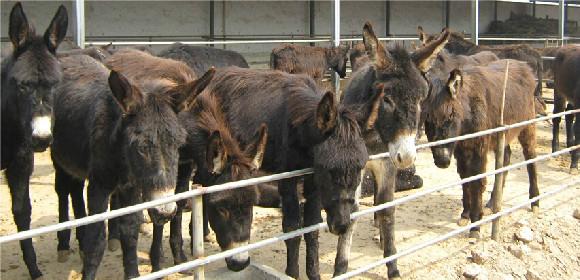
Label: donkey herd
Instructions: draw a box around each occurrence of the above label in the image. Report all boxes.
[2,2,579,280]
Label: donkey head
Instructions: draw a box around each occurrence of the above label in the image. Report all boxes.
[108,69,214,224]
[6,3,68,151]
[343,22,449,169]
[201,124,268,272]
[424,69,465,168]
[327,45,350,78]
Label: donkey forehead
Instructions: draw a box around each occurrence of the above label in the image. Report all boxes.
[11,42,62,85]
[313,119,368,169]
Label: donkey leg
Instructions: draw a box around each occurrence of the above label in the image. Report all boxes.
[374,160,400,279]
[108,192,121,252]
[279,177,302,278]
[150,224,164,272]
[82,184,111,280]
[565,103,575,148]
[466,152,487,239]
[70,178,87,257]
[170,162,191,264]
[6,150,42,279]
[459,185,471,226]
[485,145,512,213]
[54,164,72,262]
[117,187,141,278]
[303,175,321,280]
[552,94,566,152]
[571,106,580,171]
[520,126,540,212]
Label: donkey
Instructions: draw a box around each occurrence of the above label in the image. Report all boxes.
[339,22,450,278]
[158,42,249,75]
[51,54,210,279]
[418,26,544,99]
[270,44,349,82]
[349,42,370,73]
[424,59,540,238]
[57,44,112,62]
[194,66,382,279]
[176,93,269,272]
[552,45,580,174]
[0,3,67,279]
[104,48,269,271]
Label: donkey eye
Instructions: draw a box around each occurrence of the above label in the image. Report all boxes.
[217,207,230,219]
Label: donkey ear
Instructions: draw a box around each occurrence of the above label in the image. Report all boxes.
[417,25,427,45]
[108,70,144,114]
[101,42,113,52]
[174,67,216,112]
[9,2,32,49]
[364,85,385,130]
[411,29,450,73]
[447,69,463,98]
[44,5,68,52]
[245,124,268,170]
[206,131,227,174]
[316,91,338,135]
[362,21,391,69]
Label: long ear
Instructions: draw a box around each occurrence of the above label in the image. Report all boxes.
[417,25,428,45]
[206,131,227,174]
[411,29,450,73]
[101,42,113,52]
[365,85,385,130]
[108,70,144,114]
[174,67,216,112]
[362,21,390,69]
[44,5,68,52]
[245,124,268,170]
[9,2,32,49]
[316,91,338,135]
[447,69,463,98]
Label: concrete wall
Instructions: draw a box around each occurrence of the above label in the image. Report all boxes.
[2,1,578,61]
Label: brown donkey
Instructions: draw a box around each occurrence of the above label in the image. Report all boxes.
[340,22,450,277]
[424,59,540,238]
[270,44,349,82]
[552,45,580,173]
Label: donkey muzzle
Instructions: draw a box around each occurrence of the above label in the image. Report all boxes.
[389,133,417,169]
[147,189,177,225]
[225,241,250,271]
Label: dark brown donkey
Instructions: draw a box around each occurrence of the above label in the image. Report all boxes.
[105,49,268,272]
[158,42,249,75]
[340,22,449,278]
[1,3,67,279]
[424,59,540,238]
[51,53,212,279]
[195,66,382,279]
[552,45,580,173]
[418,26,544,98]
[270,44,350,82]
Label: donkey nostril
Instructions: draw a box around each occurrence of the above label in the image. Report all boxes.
[396,153,403,163]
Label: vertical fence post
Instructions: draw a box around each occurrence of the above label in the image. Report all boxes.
[471,0,479,45]
[74,0,85,48]
[330,0,340,98]
[559,0,565,46]
[491,60,510,241]
[191,184,205,280]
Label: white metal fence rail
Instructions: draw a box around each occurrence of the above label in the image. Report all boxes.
[1,109,579,280]
[2,108,578,244]
[137,144,580,280]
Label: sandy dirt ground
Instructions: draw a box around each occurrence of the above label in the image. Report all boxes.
[1,98,579,280]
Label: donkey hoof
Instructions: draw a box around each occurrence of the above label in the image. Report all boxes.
[33,276,44,280]
[57,250,72,263]
[482,207,493,216]
[531,206,540,216]
[570,168,579,175]
[469,231,480,239]
[108,239,121,252]
[388,269,401,279]
[457,218,470,226]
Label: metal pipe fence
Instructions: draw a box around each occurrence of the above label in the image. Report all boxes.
[2,109,579,245]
